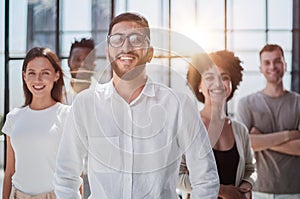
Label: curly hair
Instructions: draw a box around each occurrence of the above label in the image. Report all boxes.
[187,50,244,103]
[68,38,95,59]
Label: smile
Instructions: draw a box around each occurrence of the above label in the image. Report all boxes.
[119,56,134,60]
[33,85,46,90]
[209,89,225,94]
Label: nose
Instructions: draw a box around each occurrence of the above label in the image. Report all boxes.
[269,62,275,70]
[35,73,42,81]
[122,38,133,52]
[216,75,223,87]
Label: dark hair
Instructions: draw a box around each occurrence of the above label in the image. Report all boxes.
[108,12,150,39]
[22,47,65,106]
[69,38,95,59]
[259,44,285,61]
[187,50,244,103]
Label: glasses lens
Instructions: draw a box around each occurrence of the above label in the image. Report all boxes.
[108,33,148,48]
[128,34,145,47]
[109,34,125,47]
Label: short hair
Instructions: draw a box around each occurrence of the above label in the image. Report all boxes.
[259,44,285,61]
[108,12,150,39]
[69,38,94,59]
[22,47,65,106]
[187,50,244,103]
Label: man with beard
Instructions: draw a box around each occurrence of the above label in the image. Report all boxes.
[237,44,300,199]
[54,12,219,199]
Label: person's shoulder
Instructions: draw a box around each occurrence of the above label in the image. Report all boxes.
[7,106,27,117]
[231,119,248,131]
[230,119,249,137]
[286,90,300,99]
[4,106,27,124]
[72,82,112,108]
[239,91,261,104]
[56,102,71,113]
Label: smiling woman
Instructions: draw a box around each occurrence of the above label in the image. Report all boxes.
[178,50,256,199]
[1,47,70,199]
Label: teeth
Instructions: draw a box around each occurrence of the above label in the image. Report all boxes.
[33,85,44,89]
[210,89,224,93]
[120,56,134,60]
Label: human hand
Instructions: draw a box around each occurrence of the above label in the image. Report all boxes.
[244,191,252,199]
[250,127,262,135]
[287,130,300,140]
[239,181,252,199]
[219,185,247,199]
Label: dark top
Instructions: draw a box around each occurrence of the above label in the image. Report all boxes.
[213,142,239,185]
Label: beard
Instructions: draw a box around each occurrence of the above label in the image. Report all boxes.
[108,50,149,81]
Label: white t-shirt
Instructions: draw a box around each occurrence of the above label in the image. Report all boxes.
[2,102,70,195]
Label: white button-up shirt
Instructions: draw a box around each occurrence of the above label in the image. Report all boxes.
[54,78,219,199]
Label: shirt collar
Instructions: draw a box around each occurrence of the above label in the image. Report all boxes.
[101,77,155,100]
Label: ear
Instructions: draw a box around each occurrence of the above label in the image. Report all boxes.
[54,71,60,82]
[22,71,26,82]
[284,61,287,71]
[105,47,110,63]
[146,46,154,63]
[198,83,203,93]
[259,65,263,73]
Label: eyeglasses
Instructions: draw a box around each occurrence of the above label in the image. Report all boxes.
[107,33,149,48]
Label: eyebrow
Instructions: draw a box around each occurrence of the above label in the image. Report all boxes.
[203,72,215,76]
[27,68,52,71]
[220,72,230,76]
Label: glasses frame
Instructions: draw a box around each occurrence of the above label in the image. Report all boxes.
[107,33,150,48]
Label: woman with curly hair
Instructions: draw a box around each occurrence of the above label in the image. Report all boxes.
[178,50,256,199]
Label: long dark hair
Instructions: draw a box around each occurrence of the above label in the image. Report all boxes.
[22,47,65,106]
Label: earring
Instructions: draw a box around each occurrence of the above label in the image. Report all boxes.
[199,89,202,93]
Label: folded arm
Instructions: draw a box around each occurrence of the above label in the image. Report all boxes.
[270,139,300,156]
[250,128,300,155]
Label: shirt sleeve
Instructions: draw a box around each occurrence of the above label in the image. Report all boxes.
[54,104,87,199]
[236,97,252,131]
[178,95,219,199]
[177,154,192,192]
[2,110,15,136]
[239,122,257,186]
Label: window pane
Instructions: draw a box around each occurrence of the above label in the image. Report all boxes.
[9,0,27,56]
[268,31,292,50]
[27,0,57,51]
[284,52,292,71]
[62,0,92,32]
[228,0,266,29]
[115,0,165,27]
[91,0,111,45]
[235,52,260,72]
[198,0,224,30]
[239,72,266,96]
[170,58,192,94]
[172,0,225,51]
[0,0,4,115]
[268,0,293,29]
[0,57,4,115]
[61,33,93,58]
[9,60,24,109]
[228,31,266,50]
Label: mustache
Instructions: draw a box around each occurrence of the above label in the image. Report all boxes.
[114,51,139,60]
